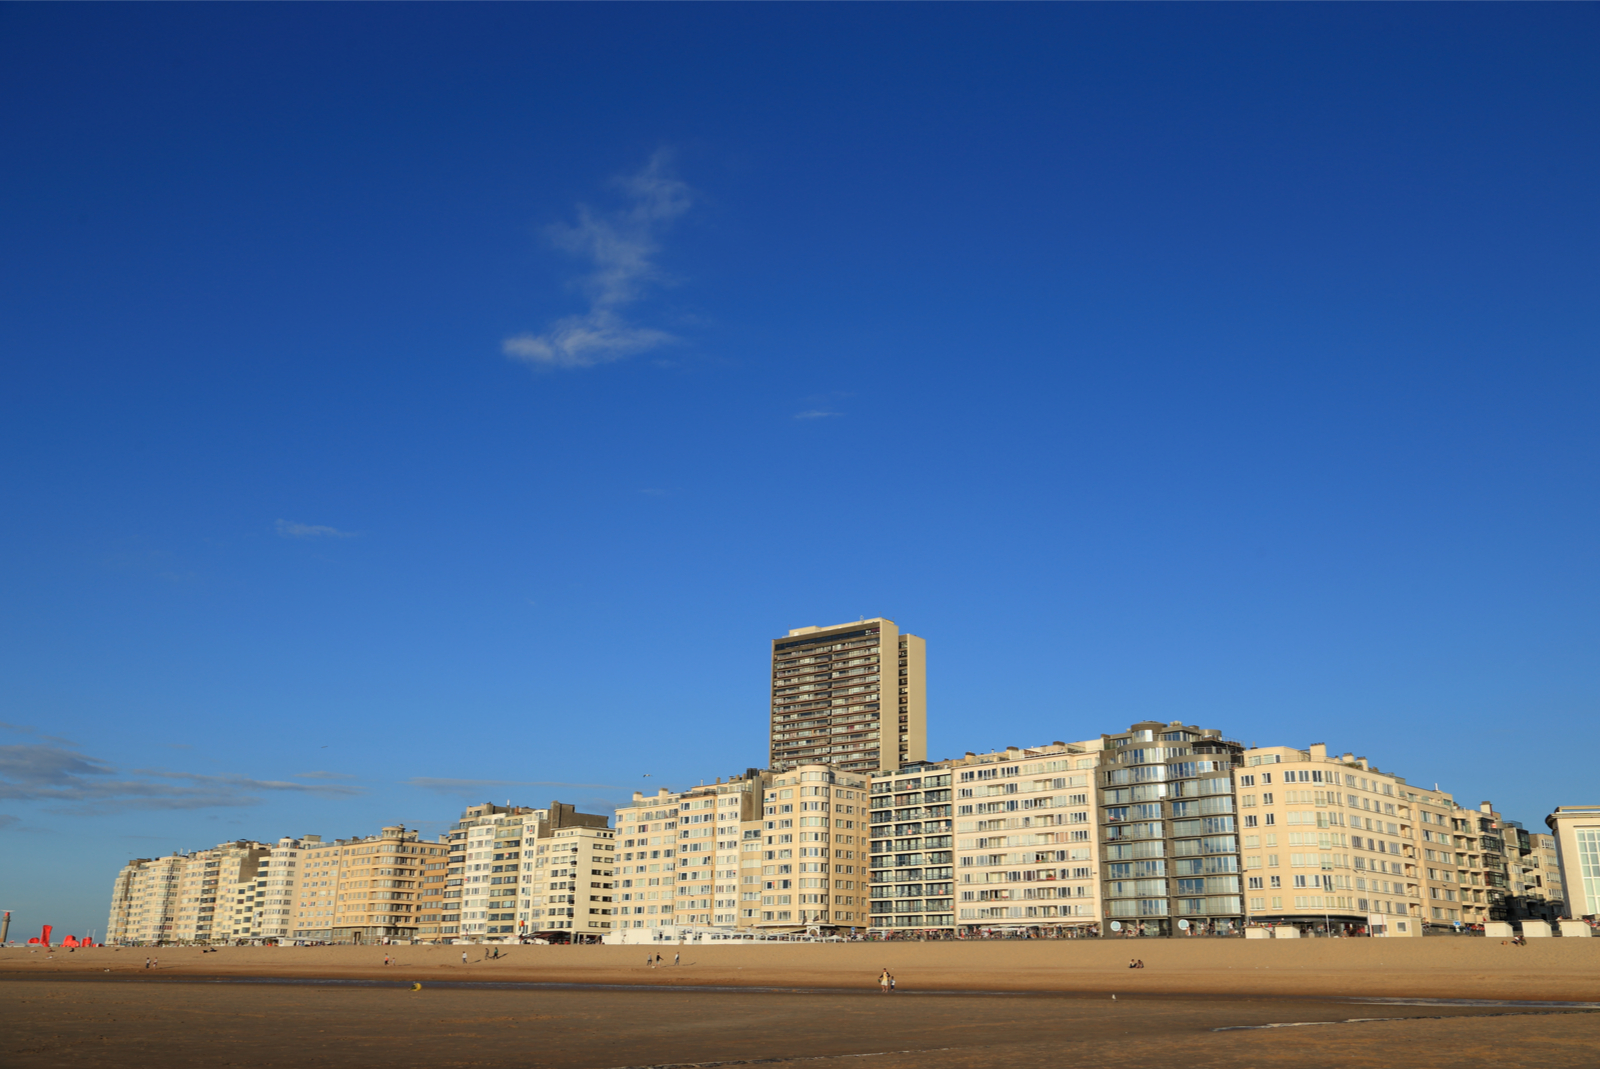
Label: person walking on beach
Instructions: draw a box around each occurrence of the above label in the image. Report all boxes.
[878,968,891,994]
[462,951,468,965]
[889,974,896,993]
[674,952,679,966]
[647,954,654,968]
[144,957,150,970]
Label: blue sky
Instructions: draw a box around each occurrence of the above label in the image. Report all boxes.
[1,5,1595,937]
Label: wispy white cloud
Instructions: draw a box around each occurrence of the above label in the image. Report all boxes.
[295,770,357,781]
[276,519,356,540]
[407,776,617,796]
[504,151,691,369]
[0,744,363,814]
[794,410,843,420]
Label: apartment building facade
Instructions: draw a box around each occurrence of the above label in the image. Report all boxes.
[770,618,925,774]
[1526,831,1566,911]
[211,841,276,942]
[670,771,765,931]
[614,787,686,933]
[1504,822,1566,923]
[1233,742,1518,935]
[755,763,871,929]
[1098,723,1243,936]
[1237,745,1424,934]
[1546,805,1600,918]
[106,853,184,945]
[456,804,536,940]
[289,826,449,943]
[525,820,617,940]
[944,742,1104,935]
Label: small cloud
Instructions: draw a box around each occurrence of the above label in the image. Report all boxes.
[638,488,668,497]
[0,813,18,830]
[294,771,356,781]
[0,720,77,747]
[504,151,691,370]
[407,776,617,797]
[276,520,357,540]
[0,743,364,814]
[793,410,842,420]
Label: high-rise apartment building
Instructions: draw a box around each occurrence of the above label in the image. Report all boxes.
[613,786,688,933]
[439,800,612,942]
[1238,745,1423,935]
[900,741,1105,936]
[1505,822,1566,923]
[770,618,925,773]
[611,764,870,937]
[1524,830,1566,912]
[106,853,184,945]
[289,826,449,943]
[757,763,871,928]
[1233,743,1518,935]
[1099,722,1244,937]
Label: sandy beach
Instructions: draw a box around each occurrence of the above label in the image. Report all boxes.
[6,937,1597,1002]
[8,940,1598,1068]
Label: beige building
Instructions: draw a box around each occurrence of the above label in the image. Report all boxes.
[415,841,452,941]
[1238,744,1421,934]
[258,836,318,941]
[211,841,275,942]
[613,786,688,934]
[1234,744,1516,935]
[441,802,532,941]
[770,618,925,774]
[668,770,766,931]
[106,853,184,945]
[456,803,540,940]
[1526,831,1566,909]
[862,741,1104,936]
[109,839,275,945]
[1546,805,1600,918]
[520,811,616,941]
[438,800,613,942]
[291,826,449,943]
[754,763,871,929]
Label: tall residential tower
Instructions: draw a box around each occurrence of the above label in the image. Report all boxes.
[769,618,926,774]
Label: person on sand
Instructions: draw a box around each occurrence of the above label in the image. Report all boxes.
[1129,958,1138,969]
[462,951,468,965]
[647,954,654,968]
[889,974,896,993]
[145,958,151,970]
[673,952,679,966]
[878,968,890,994]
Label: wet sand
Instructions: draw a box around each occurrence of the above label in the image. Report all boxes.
[6,978,1599,1068]
[5,937,1598,1001]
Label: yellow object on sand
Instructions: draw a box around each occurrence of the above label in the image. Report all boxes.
[411,982,422,991]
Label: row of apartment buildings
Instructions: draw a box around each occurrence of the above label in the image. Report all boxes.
[106,617,1594,944]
